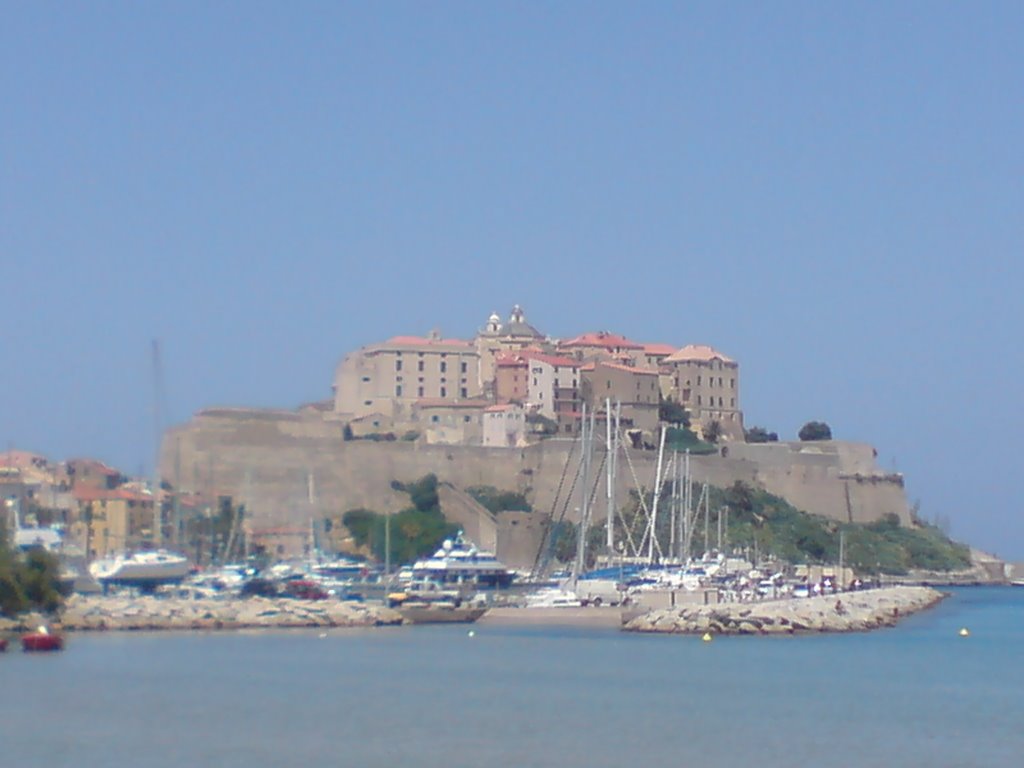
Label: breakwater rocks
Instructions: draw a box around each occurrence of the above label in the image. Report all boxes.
[623,586,945,636]
[53,595,403,632]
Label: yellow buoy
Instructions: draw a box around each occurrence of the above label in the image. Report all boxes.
[958,627,970,637]
[701,632,713,643]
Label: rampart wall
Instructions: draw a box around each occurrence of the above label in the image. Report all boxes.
[161,409,911,557]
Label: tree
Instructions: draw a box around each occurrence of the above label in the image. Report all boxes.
[703,420,722,444]
[745,426,779,443]
[658,398,690,427]
[0,525,66,617]
[798,421,832,441]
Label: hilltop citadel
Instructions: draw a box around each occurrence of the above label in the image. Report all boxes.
[1,307,913,571]
[155,306,910,567]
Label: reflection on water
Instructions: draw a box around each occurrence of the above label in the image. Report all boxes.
[2,588,1022,768]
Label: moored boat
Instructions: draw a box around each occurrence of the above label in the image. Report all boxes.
[410,531,514,589]
[89,550,190,590]
[398,603,488,624]
[21,627,64,652]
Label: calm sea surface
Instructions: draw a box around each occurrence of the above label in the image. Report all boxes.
[2,587,1021,768]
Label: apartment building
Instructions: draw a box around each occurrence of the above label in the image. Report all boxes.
[482,403,527,447]
[523,352,581,435]
[558,330,643,364]
[333,333,482,420]
[72,486,155,559]
[581,361,660,433]
[662,344,742,439]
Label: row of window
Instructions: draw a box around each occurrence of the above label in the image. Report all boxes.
[395,385,470,398]
[396,359,469,373]
[690,376,735,388]
[696,395,736,407]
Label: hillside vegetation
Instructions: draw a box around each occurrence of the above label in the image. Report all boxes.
[342,474,459,564]
[615,481,971,575]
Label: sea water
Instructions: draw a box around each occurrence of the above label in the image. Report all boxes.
[1,587,1021,768]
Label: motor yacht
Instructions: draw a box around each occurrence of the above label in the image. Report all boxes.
[410,531,514,589]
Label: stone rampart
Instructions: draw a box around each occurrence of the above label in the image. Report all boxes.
[161,409,911,557]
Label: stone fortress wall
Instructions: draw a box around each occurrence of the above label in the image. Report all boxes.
[161,407,911,563]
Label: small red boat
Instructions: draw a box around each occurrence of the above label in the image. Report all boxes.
[21,628,64,652]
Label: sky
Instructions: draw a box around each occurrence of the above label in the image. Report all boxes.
[2,3,1022,559]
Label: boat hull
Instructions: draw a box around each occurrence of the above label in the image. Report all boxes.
[89,551,190,589]
[22,633,64,652]
[398,605,487,624]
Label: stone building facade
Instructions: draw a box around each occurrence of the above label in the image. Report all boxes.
[663,344,743,440]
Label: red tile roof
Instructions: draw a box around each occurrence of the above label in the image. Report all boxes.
[641,343,677,356]
[664,344,735,364]
[73,486,153,503]
[559,331,643,350]
[415,398,490,409]
[496,354,528,368]
[523,352,579,368]
[596,361,660,375]
[67,458,121,476]
[484,404,519,413]
[0,450,48,469]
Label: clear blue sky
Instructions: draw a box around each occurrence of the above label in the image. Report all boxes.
[2,3,1022,559]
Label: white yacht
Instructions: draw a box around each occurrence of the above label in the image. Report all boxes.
[410,531,515,589]
[89,550,191,589]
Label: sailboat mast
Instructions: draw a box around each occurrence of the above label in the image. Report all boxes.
[605,397,614,554]
[572,403,589,584]
[647,425,667,563]
[151,339,163,548]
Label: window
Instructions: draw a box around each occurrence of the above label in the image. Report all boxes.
[533,378,538,386]
[697,395,702,405]
[364,400,372,406]
[441,362,447,373]
[461,387,467,398]
[718,397,723,406]
[461,361,467,373]
[361,376,371,382]
[440,387,447,397]
[395,360,402,371]
[730,398,735,407]
[730,378,735,388]
[697,376,702,386]
[431,415,439,423]
[719,377,724,387]
[606,381,611,389]
[418,386,424,397]
[418,361,424,372]
[463,415,471,423]
[395,385,403,396]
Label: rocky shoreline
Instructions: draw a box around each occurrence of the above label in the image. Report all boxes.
[0,595,404,633]
[622,586,945,635]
